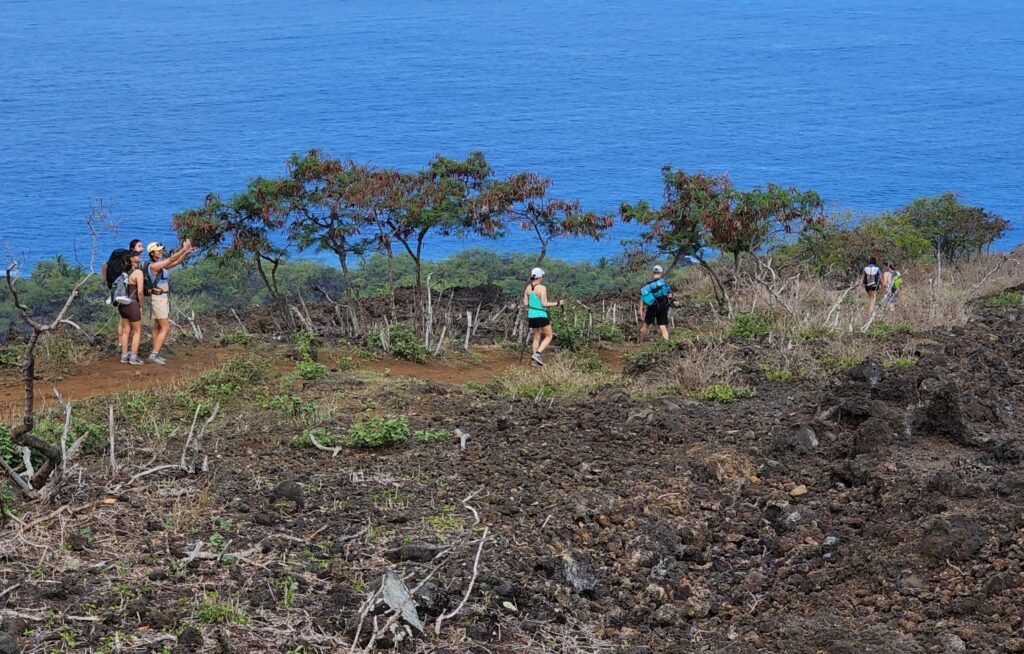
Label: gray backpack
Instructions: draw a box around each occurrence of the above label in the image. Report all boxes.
[112,272,132,306]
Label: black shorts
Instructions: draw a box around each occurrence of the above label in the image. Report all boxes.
[528,317,550,329]
[644,301,669,326]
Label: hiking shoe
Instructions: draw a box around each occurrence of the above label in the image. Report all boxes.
[531,352,545,367]
[148,352,167,365]
[129,355,145,366]
[120,353,130,364]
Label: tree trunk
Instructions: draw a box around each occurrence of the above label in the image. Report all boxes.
[385,241,397,320]
[338,253,360,335]
[698,255,730,314]
[11,331,62,489]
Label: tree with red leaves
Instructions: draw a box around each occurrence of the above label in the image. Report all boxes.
[705,183,824,273]
[482,171,612,266]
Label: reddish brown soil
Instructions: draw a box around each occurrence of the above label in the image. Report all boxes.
[0,345,231,410]
[354,346,624,385]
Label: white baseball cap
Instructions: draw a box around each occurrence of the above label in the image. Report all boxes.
[531,267,545,279]
[652,265,664,273]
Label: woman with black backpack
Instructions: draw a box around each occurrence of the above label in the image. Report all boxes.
[117,249,146,366]
[862,257,882,314]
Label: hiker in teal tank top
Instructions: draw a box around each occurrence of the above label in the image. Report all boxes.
[521,267,564,367]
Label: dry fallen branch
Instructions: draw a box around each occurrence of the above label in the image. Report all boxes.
[434,526,489,635]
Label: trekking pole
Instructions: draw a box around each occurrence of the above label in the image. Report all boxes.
[517,306,529,364]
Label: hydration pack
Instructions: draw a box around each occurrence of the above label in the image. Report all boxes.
[104,248,130,289]
[111,272,132,306]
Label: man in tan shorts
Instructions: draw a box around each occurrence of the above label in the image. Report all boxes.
[144,239,193,365]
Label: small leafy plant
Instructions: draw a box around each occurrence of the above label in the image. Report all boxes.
[413,429,450,444]
[884,357,917,369]
[367,325,428,363]
[693,384,757,402]
[346,416,409,448]
[296,360,327,380]
[291,427,344,448]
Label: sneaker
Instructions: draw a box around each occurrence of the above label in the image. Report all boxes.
[531,352,545,367]
[129,355,145,366]
[148,352,167,365]
[120,353,130,364]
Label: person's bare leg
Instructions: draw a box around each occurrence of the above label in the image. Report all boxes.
[130,322,142,356]
[639,323,649,343]
[867,291,876,314]
[119,319,130,354]
[659,325,669,341]
[153,318,170,353]
[538,326,554,352]
[532,329,541,354]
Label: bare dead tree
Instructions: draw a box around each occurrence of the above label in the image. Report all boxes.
[2,209,110,496]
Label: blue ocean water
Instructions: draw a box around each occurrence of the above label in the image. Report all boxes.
[1,0,1022,269]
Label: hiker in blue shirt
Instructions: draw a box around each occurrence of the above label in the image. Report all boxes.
[638,265,673,343]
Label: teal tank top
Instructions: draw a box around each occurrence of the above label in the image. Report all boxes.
[527,284,548,319]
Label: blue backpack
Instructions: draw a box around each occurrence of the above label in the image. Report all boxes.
[640,279,670,306]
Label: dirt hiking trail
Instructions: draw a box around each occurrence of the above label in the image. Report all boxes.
[0,343,625,410]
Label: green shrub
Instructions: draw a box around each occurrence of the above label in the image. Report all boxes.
[0,424,17,468]
[296,360,327,380]
[366,325,428,363]
[0,344,25,368]
[764,367,792,382]
[593,321,623,343]
[413,429,450,444]
[865,322,914,339]
[725,312,772,341]
[346,416,409,448]
[222,330,255,347]
[292,427,344,448]
[293,331,316,360]
[266,393,313,418]
[36,416,107,456]
[982,291,1022,308]
[551,306,586,351]
[693,384,756,402]
[195,356,270,396]
[884,357,917,369]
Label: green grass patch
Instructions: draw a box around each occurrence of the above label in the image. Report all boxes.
[413,428,451,444]
[982,291,1022,308]
[884,357,917,369]
[492,358,617,399]
[693,384,757,403]
[865,322,914,339]
[195,591,250,626]
[764,366,792,383]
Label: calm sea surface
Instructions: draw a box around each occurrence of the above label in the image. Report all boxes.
[1,0,1022,268]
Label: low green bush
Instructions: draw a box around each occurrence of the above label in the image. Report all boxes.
[725,312,772,341]
[292,427,344,448]
[764,367,792,382]
[347,416,409,448]
[982,291,1022,308]
[296,360,327,380]
[593,321,624,343]
[693,384,757,402]
[222,330,255,347]
[413,428,450,444]
[366,325,428,363]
